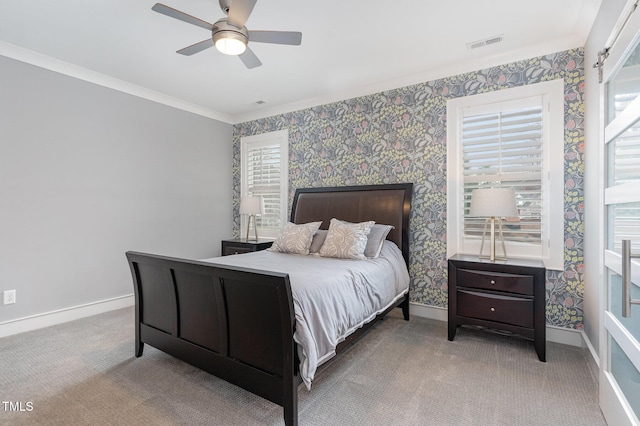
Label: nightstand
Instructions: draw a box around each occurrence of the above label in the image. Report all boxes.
[221,238,273,256]
[447,254,546,361]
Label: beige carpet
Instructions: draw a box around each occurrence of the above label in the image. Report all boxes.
[0,307,605,425]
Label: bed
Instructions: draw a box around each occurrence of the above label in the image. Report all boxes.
[126,183,413,425]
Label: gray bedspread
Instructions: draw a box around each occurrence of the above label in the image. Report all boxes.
[202,240,410,389]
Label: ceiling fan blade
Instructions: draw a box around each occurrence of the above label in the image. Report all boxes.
[227,0,257,28]
[239,46,262,69]
[152,3,213,31]
[177,39,214,56]
[248,30,302,45]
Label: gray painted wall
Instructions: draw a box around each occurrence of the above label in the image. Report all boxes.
[0,56,233,323]
[583,0,628,361]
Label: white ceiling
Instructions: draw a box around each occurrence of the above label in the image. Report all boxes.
[0,0,602,124]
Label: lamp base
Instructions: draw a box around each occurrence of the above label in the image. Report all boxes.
[245,214,259,242]
[478,217,508,262]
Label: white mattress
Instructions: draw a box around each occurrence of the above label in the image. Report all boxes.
[202,240,410,389]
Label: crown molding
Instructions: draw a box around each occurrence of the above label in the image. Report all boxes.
[1,35,585,127]
[232,36,584,124]
[0,41,233,124]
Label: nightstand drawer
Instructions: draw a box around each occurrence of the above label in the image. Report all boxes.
[457,268,534,296]
[221,239,273,256]
[223,245,254,256]
[457,289,534,328]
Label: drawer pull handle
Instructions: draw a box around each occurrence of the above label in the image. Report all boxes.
[490,307,496,312]
[490,280,496,284]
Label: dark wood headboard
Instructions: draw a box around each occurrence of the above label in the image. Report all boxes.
[290,184,413,265]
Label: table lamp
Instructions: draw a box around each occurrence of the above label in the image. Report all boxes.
[469,188,518,261]
[239,196,264,241]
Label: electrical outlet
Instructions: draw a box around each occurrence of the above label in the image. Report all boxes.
[3,290,16,305]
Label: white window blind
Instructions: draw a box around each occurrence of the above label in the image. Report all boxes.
[462,105,544,245]
[611,113,640,248]
[613,121,640,185]
[241,130,288,239]
[608,59,640,251]
[246,143,282,232]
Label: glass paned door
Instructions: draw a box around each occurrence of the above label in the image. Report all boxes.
[602,21,640,425]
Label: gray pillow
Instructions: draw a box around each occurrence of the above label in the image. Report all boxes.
[364,224,395,258]
[309,230,328,253]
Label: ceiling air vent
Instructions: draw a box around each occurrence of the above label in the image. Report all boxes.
[466,34,504,50]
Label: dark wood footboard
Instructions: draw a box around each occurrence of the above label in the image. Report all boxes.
[126,251,301,426]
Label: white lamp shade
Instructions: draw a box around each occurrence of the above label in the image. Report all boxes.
[239,196,264,215]
[469,188,518,217]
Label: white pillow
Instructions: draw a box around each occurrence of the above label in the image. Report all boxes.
[319,218,374,260]
[364,224,395,258]
[268,221,322,255]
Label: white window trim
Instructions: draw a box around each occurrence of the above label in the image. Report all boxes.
[446,79,564,270]
[240,130,288,239]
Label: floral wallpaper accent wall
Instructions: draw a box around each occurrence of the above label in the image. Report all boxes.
[233,48,585,329]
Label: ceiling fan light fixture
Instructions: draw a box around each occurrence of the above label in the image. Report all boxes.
[152,3,301,68]
[214,30,247,55]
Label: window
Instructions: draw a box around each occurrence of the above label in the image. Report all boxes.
[241,130,288,239]
[447,79,564,270]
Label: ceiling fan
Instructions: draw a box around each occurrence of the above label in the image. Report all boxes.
[152,0,302,69]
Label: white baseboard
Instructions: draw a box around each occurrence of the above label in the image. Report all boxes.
[409,302,589,348]
[0,294,134,338]
[409,302,448,322]
[581,329,600,366]
[546,324,584,347]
